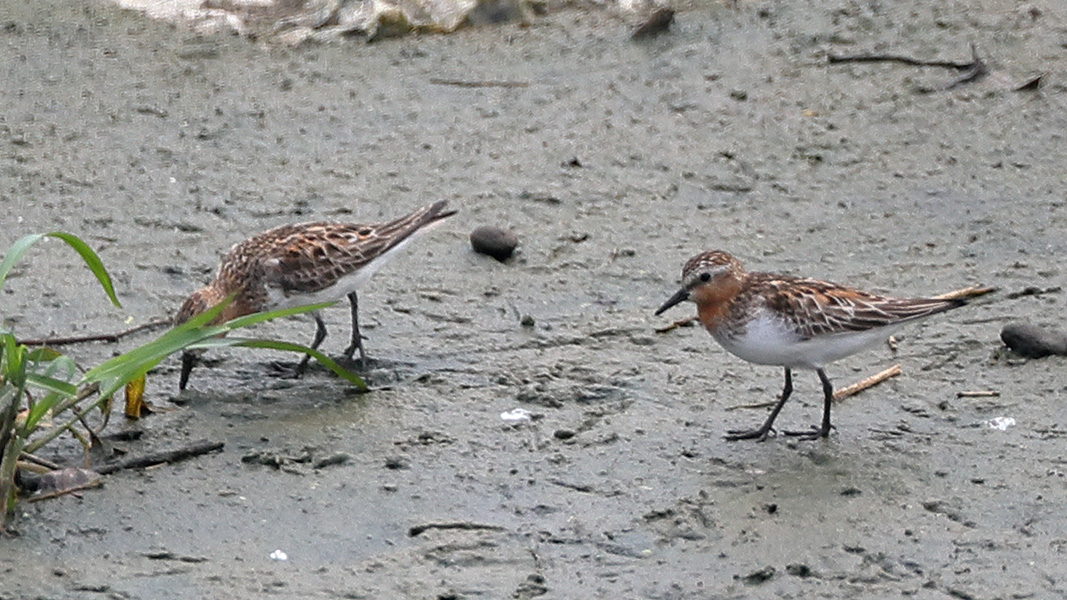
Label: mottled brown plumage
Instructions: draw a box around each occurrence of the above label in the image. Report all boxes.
[176,200,456,390]
[657,250,966,441]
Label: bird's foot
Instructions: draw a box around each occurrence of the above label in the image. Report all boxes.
[724,426,777,442]
[338,352,371,372]
[267,359,310,379]
[782,424,834,440]
[342,338,368,370]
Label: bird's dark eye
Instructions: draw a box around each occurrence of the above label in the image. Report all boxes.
[699,272,711,282]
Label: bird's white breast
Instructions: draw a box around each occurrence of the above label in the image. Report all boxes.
[710,310,899,370]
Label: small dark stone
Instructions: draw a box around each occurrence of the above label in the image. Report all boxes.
[786,563,812,577]
[739,566,776,585]
[514,573,548,598]
[553,429,576,440]
[470,225,518,261]
[313,452,350,469]
[1001,322,1067,358]
[384,456,410,470]
[631,7,674,39]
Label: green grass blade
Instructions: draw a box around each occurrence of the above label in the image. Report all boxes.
[81,297,359,399]
[221,302,336,330]
[3,335,23,387]
[228,338,366,389]
[36,354,78,382]
[0,232,120,306]
[21,390,67,433]
[185,336,365,388]
[44,232,120,307]
[0,234,45,291]
[80,297,232,385]
[26,347,63,362]
[23,373,78,397]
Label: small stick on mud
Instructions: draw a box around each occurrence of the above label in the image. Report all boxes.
[18,452,60,470]
[827,44,979,71]
[828,44,988,90]
[17,318,173,347]
[96,439,224,475]
[25,478,103,503]
[655,316,697,333]
[1005,285,1059,299]
[868,426,931,438]
[833,364,902,402]
[933,285,997,301]
[956,390,1000,398]
[408,522,505,537]
[725,400,778,412]
[429,78,529,89]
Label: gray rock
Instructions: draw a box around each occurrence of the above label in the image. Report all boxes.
[470,226,518,261]
[1001,322,1067,358]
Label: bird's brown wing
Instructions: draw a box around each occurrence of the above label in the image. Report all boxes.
[752,274,965,340]
[254,201,455,293]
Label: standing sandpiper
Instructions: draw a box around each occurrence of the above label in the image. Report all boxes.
[656,250,966,441]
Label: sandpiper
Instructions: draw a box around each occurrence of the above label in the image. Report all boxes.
[655,250,966,441]
[175,200,456,390]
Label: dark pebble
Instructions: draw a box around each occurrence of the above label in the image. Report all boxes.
[470,226,518,261]
[631,7,674,39]
[312,452,350,469]
[384,456,410,470]
[739,566,776,585]
[786,563,812,577]
[1000,322,1067,358]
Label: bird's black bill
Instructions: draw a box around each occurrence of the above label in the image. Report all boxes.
[179,351,197,391]
[655,288,690,316]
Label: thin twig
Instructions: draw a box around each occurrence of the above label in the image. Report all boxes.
[933,285,997,301]
[25,476,103,503]
[18,451,60,470]
[956,390,1000,398]
[833,364,902,402]
[95,439,224,475]
[408,521,505,537]
[23,385,103,455]
[828,44,988,90]
[827,45,978,71]
[17,318,172,347]
[429,78,529,89]
[725,400,778,412]
[14,460,50,474]
[655,316,697,333]
[52,382,100,417]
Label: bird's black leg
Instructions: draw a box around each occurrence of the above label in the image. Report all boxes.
[179,351,197,391]
[292,312,328,378]
[784,368,836,440]
[341,291,367,368]
[725,368,793,442]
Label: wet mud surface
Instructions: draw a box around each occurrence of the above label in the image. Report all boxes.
[3,0,1067,598]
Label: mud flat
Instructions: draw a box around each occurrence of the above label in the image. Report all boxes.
[3,0,1067,598]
